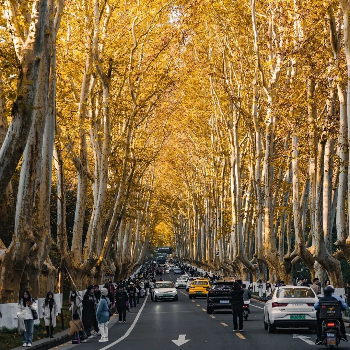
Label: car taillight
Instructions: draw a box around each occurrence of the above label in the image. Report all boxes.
[327,322,336,327]
[307,303,314,307]
[243,305,248,308]
[272,302,288,308]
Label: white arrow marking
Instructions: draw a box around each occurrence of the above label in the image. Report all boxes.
[293,334,315,345]
[172,334,190,347]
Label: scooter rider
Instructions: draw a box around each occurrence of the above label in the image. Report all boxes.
[314,285,347,345]
[242,284,251,313]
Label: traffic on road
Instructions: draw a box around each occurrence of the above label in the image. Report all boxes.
[41,256,350,350]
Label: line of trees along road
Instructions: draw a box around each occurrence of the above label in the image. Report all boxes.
[2,0,350,302]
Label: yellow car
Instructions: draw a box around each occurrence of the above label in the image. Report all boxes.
[189,279,212,299]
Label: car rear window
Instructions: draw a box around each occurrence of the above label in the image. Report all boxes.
[277,288,315,298]
[212,284,232,290]
[193,281,209,286]
[156,282,174,288]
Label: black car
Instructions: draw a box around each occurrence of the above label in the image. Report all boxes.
[207,280,234,314]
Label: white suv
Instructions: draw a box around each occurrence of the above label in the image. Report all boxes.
[263,285,318,333]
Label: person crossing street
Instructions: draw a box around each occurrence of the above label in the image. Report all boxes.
[231,282,244,332]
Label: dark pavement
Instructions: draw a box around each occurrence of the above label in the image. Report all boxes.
[49,273,349,350]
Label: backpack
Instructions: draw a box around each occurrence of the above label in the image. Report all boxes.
[72,332,80,344]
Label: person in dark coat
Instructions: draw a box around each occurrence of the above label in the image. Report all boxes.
[93,285,101,335]
[128,283,137,307]
[231,282,244,332]
[104,283,115,306]
[115,285,129,323]
[82,286,95,337]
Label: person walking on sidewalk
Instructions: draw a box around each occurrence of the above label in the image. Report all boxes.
[96,288,110,343]
[115,285,128,323]
[231,282,244,332]
[42,292,58,338]
[93,285,101,336]
[18,290,38,347]
[82,286,95,338]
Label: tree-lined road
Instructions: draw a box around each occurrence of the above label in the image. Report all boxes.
[49,273,338,350]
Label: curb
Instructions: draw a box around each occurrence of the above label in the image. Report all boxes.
[18,335,71,350]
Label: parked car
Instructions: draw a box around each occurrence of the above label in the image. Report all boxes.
[263,285,318,333]
[174,268,182,275]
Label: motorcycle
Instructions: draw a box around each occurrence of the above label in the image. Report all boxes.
[321,319,341,348]
[319,301,342,348]
[243,300,250,321]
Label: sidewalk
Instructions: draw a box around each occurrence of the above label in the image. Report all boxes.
[11,328,70,350]
[11,314,121,350]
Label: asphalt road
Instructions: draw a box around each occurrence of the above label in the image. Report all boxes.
[51,273,349,350]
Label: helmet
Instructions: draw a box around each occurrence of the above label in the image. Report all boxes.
[324,286,334,296]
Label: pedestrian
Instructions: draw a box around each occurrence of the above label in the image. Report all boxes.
[68,313,84,337]
[69,291,82,319]
[18,290,38,347]
[128,282,137,307]
[346,281,350,327]
[266,281,272,296]
[231,281,244,332]
[82,286,95,338]
[42,292,58,338]
[310,278,321,295]
[115,285,128,323]
[103,282,115,307]
[257,279,263,298]
[93,285,101,336]
[96,288,110,343]
[325,279,331,287]
[297,277,305,286]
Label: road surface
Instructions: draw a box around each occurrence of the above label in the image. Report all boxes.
[52,273,345,350]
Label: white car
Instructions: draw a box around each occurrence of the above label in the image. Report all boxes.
[153,281,178,301]
[263,285,317,333]
[186,277,197,291]
[175,277,187,288]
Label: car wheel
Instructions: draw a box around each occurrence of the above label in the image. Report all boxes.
[268,318,276,333]
[263,317,268,330]
[207,307,214,314]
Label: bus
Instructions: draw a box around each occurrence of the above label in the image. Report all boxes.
[156,256,167,267]
[158,246,172,254]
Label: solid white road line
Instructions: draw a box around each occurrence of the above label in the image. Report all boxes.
[99,295,148,350]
